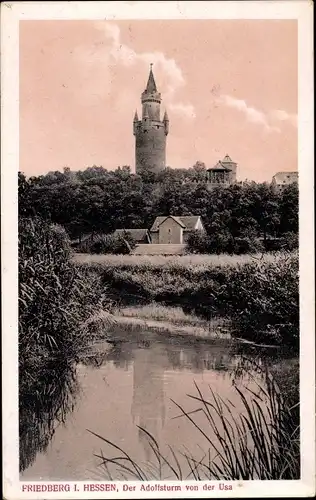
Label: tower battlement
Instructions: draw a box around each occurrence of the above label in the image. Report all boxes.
[134,65,168,175]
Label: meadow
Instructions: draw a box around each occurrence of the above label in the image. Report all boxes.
[73,251,278,269]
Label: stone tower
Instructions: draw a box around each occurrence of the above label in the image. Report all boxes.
[133,65,169,175]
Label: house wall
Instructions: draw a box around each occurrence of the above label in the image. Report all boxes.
[150,232,159,244]
[158,218,183,244]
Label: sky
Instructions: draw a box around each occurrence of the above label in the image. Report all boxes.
[20,20,298,182]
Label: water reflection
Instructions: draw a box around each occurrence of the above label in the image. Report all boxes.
[20,331,296,480]
[131,345,167,461]
[19,361,79,473]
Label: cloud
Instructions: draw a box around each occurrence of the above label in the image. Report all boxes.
[218,94,298,133]
[93,21,194,118]
[169,102,196,119]
[269,109,298,127]
[218,95,280,133]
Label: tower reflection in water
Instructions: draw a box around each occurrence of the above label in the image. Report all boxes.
[129,340,241,462]
[131,344,167,462]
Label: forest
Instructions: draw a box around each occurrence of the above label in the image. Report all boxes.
[18,164,298,250]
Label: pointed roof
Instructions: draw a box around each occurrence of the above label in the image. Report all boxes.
[222,154,232,163]
[222,154,237,165]
[163,110,169,121]
[145,64,157,93]
[150,215,203,232]
[133,110,139,121]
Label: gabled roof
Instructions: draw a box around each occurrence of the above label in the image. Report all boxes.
[272,171,298,184]
[207,161,232,172]
[150,215,203,232]
[114,228,150,241]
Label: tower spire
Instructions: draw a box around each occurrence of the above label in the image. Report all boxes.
[145,63,157,93]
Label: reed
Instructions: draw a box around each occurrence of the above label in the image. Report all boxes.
[89,362,299,480]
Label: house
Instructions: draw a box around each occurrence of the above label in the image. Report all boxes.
[149,215,205,245]
[271,172,298,192]
[206,154,237,189]
[113,228,152,244]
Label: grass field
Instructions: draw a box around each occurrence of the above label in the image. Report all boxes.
[73,251,279,270]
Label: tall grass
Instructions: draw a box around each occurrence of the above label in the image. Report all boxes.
[114,304,212,328]
[73,251,278,269]
[19,360,79,473]
[74,251,299,349]
[19,217,113,369]
[89,361,299,480]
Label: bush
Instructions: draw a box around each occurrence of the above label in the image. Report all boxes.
[186,231,264,255]
[281,232,299,251]
[218,252,299,348]
[19,217,110,369]
[77,232,136,255]
[264,233,299,252]
[233,236,265,255]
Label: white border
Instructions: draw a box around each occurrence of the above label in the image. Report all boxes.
[1,1,315,499]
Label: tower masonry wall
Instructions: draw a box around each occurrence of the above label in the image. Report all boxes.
[135,121,167,174]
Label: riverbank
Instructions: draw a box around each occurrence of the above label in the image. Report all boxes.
[74,251,299,350]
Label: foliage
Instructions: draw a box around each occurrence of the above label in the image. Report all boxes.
[186,230,264,255]
[19,217,111,369]
[19,361,79,472]
[18,168,298,253]
[89,362,299,480]
[220,252,299,347]
[77,232,137,255]
[74,251,299,349]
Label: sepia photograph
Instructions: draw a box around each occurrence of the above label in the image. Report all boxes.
[2,1,314,498]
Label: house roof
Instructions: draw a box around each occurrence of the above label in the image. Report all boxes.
[150,215,202,232]
[114,229,150,241]
[222,154,237,165]
[207,161,232,172]
[272,172,298,184]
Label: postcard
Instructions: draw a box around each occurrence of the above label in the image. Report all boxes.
[1,1,315,498]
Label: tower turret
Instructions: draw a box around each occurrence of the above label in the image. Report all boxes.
[134,64,169,175]
[133,110,139,135]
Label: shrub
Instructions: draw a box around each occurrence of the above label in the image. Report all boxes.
[264,233,299,252]
[77,232,136,255]
[186,231,264,255]
[218,252,299,348]
[19,217,111,369]
[281,232,299,251]
[233,236,265,255]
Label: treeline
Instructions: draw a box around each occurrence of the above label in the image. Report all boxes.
[19,165,298,247]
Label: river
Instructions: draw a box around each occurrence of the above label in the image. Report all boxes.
[20,329,296,481]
